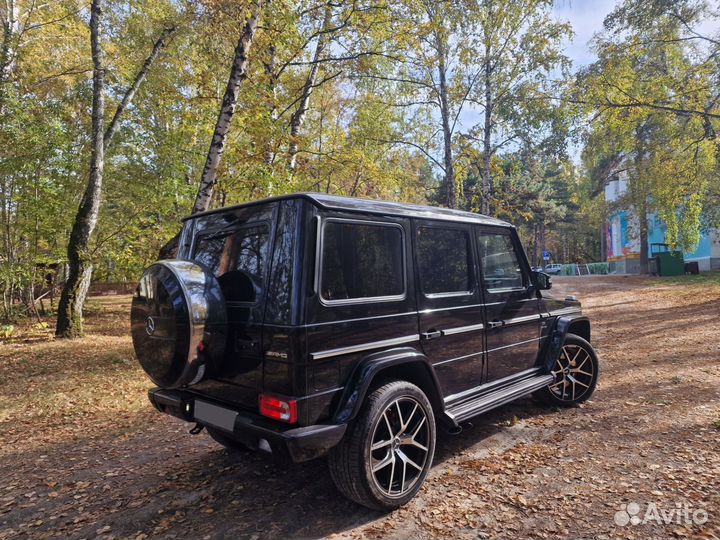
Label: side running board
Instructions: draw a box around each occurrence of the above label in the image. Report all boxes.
[445,374,554,424]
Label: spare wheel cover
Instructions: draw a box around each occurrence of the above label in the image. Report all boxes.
[131,260,226,388]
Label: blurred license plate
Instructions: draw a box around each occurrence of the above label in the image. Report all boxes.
[194,400,238,432]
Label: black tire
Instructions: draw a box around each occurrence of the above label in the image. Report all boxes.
[328,380,436,511]
[206,427,251,454]
[535,333,600,407]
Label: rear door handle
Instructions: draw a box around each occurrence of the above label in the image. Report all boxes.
[487,320,504,329]
[421,330,442,340]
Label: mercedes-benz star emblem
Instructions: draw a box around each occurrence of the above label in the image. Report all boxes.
[145,316,156,336]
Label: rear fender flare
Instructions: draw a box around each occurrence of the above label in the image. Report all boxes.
[332,347,444,424]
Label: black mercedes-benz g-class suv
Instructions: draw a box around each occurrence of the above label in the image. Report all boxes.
[131,193,599,510]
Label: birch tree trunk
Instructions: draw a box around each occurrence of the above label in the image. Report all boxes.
[480,42,493,216]
[263,45,278,167]
[56,6,177,338]
[191,0,264,214]
[436,31,456,209]
[104,25,177,147]
[287,2,332,171]
[634,123,650,275]
[0,0,20,113]
[56,0,105,338]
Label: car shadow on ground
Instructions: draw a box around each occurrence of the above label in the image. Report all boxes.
[138,399,556,539]
[3,399,558,540]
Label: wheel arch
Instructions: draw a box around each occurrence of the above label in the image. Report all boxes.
[568,318,590,342]
[541,314,592,372]
[332,347,445,425]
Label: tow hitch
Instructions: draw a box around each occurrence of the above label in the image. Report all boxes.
[189,423,205,435]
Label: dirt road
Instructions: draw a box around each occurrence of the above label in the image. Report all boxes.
[1,276,718,539]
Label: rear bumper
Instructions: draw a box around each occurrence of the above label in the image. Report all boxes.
[148,388,346,462]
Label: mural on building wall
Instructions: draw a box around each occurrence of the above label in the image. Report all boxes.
[603,174,719,272]
[606,224,613,258]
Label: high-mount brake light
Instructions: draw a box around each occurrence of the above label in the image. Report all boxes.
[258,394,297,423]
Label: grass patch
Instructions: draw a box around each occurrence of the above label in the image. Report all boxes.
[645,270,720,287]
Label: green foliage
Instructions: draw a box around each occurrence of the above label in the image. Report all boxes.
[578,0,719,256]
[2,0,718,317]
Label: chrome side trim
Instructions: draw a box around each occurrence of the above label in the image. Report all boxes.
[486,336,543,353]
[485,286,527,294]
[424,290,475,299]
[309,311,419,327]
[310,334,420,361]
[433,349,484,367]
[442,322,485,336]
[296,386,345,401]
[548,307,582,317]
[259,311,420,329]
[502,314,542,326]
[433,335,543,367]
[419,301,501,314]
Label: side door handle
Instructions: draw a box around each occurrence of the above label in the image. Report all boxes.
[487,320,504,329]
[420,330,442,340]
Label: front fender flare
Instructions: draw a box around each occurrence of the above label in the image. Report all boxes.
[331,347,443,424]
[542,314,591,372]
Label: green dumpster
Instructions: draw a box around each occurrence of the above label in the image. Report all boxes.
[651,243,685,276]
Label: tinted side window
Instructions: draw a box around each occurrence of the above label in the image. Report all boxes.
[320,221,404,302]
[477,231,525,291]
[417,227,472,295]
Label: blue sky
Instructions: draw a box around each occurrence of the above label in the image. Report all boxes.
[551,0,621,163]
[553,0,720,67]
[443,0,718,163]
[552,0,619,68]
[453,0,620,144]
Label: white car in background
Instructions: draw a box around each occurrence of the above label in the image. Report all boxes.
[544,263,563,275]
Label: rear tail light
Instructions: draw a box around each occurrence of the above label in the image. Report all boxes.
[258,394,297,423]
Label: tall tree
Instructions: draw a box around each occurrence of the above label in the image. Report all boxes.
[0,0,19,109]
[287,1,333,171]
[56,0,176,337]
[377,0,478,209]
[191,0,265,214]
[579,0,718,271]
[574,0,720,129]
[468,0,571,214]
[375,0,570,211]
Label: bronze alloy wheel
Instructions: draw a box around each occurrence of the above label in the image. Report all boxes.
[535,333,600,407]
[328,380,436,510]
[549,343,596,402]
[368,396,431,498]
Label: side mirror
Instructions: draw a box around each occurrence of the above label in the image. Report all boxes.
[533,270,552,290]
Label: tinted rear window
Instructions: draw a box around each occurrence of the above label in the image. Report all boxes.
[320,221,404,302]
[193,224,270,303]
[417,226,472,295]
